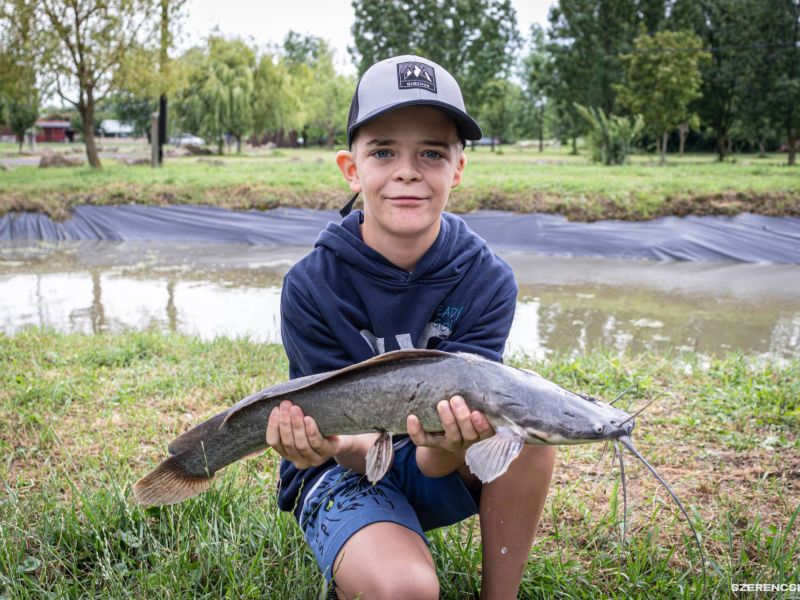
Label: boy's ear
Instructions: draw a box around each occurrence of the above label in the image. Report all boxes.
[450,150,467,189]
[336,150,362,193]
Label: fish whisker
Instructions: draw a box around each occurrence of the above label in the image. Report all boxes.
[618,435,707,594]
[618,384,673,426]
[613,440,627,556]
[610,383,636,406]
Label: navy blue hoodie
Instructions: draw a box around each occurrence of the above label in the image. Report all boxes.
[277,210,517,514]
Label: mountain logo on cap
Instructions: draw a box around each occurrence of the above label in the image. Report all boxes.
[397,61,437,93]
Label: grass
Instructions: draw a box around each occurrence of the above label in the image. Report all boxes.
[1,142,798,221]
[1,329,798,598]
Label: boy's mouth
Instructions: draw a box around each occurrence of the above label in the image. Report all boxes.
[386,196,427,204]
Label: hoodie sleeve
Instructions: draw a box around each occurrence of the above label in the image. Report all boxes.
[436,275,518,362]
[280,273,352,378]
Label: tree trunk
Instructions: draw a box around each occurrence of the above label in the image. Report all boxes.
[660,131,668,165]
[490,135,495,152]
[678,123,688,156]
[757,139,766,158]
[726,136,733,156]
[538,106,544,152]
[716,132,727,162]
[80,99,102,169]
[235,134,242,154]
[789,128,797,166]
[570,135,577,155]
[217,138,224,155]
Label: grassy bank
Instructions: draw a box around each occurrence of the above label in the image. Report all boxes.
[1,329,797,598]
[1,143,798,221]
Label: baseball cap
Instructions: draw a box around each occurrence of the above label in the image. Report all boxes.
[340,55,482,217]
[346,54,482,147]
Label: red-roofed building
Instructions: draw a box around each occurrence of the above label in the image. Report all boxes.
[35,119,75,143]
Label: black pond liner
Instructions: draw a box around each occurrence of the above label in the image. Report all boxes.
[1,205,798,264]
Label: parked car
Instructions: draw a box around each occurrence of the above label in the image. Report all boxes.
[169,133,206,146]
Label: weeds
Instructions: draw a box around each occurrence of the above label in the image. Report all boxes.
[0,330,797,598]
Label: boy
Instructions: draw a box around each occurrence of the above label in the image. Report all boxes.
[267,55,555,599]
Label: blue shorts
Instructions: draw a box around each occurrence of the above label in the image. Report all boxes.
[297,437,481,582]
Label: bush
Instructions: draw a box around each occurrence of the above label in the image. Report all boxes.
[575,104,643,165]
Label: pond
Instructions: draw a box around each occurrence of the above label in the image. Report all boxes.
[2,240,798,360]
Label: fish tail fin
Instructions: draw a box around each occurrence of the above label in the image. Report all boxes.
[133,455,213,506]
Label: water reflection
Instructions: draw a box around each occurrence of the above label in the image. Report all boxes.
[1,241,799,359]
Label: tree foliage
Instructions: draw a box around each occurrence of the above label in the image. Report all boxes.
[283,34,353,147]
[175,36,255,154]
[616,29,708,164]
[0,0,40,151]
[517,24,552,150]
[350,0,519,113]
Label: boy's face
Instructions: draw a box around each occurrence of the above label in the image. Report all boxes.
[336,105,466,242]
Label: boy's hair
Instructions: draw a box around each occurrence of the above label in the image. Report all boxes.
[346,55,482,149]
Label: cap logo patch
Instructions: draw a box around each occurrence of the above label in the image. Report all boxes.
[397,61,437,93]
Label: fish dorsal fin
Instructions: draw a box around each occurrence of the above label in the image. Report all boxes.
[223,349,452,424]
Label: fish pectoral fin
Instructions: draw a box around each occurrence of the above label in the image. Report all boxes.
[465,427,525,484]
[365,431,394,484]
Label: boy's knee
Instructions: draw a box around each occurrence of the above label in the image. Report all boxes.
[520,444,556,468]
[339,560,439,600]
[373,563,439,599]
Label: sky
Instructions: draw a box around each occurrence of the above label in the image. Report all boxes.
[179,0,558,75]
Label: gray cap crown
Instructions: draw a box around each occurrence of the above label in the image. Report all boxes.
[347,54,482,146]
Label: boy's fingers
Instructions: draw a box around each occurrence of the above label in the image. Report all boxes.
[437,400,463,445]
[303,416,331,456]
[407,414,435,447]
[471,411,495,439]
[266,406,282,448]
[450,396,478,443]
[278,401,298,459]
[290,406,322,462]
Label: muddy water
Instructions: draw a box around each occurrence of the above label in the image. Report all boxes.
[1,241,798,359]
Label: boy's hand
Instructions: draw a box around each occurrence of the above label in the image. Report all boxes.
[407,395,494,452]
[266,400,350,469]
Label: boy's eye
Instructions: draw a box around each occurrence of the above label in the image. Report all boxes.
[423,150,443,159]
[373,149,393,159]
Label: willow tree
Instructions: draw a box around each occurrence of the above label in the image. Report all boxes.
[40,0,154,168]
[176,36,255,154]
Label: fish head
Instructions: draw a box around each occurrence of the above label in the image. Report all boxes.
[487,364,635,445]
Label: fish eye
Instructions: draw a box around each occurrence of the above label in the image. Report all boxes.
[593,423,604,435]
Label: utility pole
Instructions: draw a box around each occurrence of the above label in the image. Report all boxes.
[157,0,168,166]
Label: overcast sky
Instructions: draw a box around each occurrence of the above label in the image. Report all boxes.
[179,0,558,74]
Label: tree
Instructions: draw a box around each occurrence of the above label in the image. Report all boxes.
[40,0,155,168]
[252,53,301,142]
[616,30,709,164]
[479,79,520,150]
[175,36,255,154]
[8,97,39,150]
[547,0,650,150]
[673,0,755,161]
[0,0,40,152]
[518,24,551,151]
[281,33,353,147]
[107,91,156,138]
[760,0,800,165]
[350,0,519,112]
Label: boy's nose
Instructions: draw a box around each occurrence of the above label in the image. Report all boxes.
[392,158,422,182]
